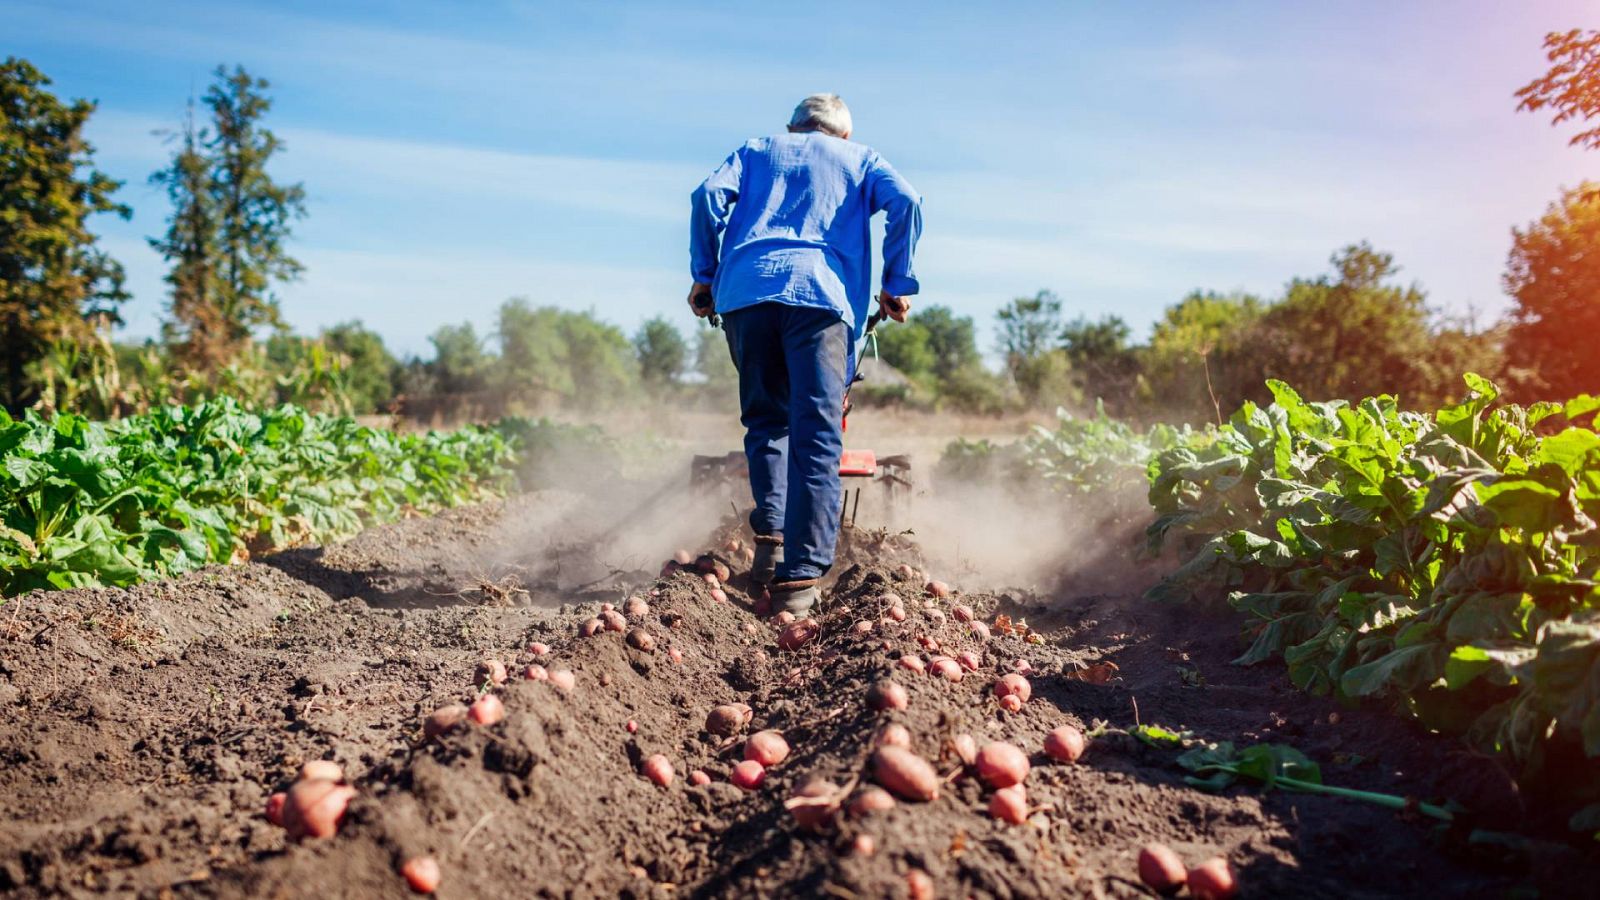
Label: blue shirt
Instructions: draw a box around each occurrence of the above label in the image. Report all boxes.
[690,132,922,336]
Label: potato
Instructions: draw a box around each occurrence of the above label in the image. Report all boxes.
[423,703,468,739]
[601,610,627,633]
[473,659,507,689]
[852,619,874,635]
[642,754,674,787]
[853,833,875,856]
[298,760,343,783]
[929,657,963,682]
[975,741,1029,789]
[998,694,1023,713]
[579,618,604,637]
[523,664,548,681]
[848,785,897,817]
[951,733,978,766]
[745,730,790,766]
[264,792,286,826]
[400,856,440,894]
[786,776,840,831]
[777,619,821,651]
[877,591,904,607]
[674,549,694,565]
[898,654,926,674]
[1138,843,1187,895]
[988,784,1027,824]
[1043,725,1086,763]
[924,580,951,598]
[731,759,766,790]
[871,745,939,801]
[866,679,909,711]
[968,621,991,640]
[549,669,576,691]
[526,641,551,657]
[906,869,934,900]
[624,596,650,618]
[689,769,711,786]
[705,703,754,737]
[993,673,1031,703]
[468,693,504,726]
[283,778,355,840]
[888,606,908,622]
[1187,858,1236,900]
[625,628,656,652]
[875,723,912,749]
[956,651,981,672]
[709,588,728,603]
[893,564,918,580]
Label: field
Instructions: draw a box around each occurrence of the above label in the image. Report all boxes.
[3,399,1597,899]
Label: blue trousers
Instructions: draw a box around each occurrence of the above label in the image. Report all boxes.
[722,303,851,582]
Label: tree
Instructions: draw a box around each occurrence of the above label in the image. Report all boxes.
[1061,314,1141,412]
[428,322,490,394]
[1504,184,1600,398]
[1517,29,1600,150]
[1216,243,1435,407]
[0,58,129,411]
[152,65,305,370]
[494,299,638,406]
[634,316,689,392]
[996,291,1067,406]
[320,321,397,412]
[694,326,739,400]
[1144,291,1264,422]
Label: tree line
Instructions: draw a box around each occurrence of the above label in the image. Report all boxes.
[5,32,1600,421]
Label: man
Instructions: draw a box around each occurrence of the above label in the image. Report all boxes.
[688,93,923,617]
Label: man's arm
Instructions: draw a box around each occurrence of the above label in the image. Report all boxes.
[867,153,923,317]
[688,149,742,315]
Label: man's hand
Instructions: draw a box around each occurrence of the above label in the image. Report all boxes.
[687,283,715,318]
[877,290,911,323]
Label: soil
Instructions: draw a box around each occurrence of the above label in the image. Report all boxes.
[1,490,1594,899]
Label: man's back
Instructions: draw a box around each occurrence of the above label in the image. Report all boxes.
[690,131,920,335]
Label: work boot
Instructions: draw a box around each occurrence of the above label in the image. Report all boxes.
[770,578,820,618]
[751,535,783,585]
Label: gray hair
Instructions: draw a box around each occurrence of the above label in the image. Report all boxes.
[789,93,852,137]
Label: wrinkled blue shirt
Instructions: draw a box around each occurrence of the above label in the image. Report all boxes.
[690,132,922,336]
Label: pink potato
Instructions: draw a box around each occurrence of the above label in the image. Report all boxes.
[550,669,576,691]
[871,745,939,801]
[745,730,790,766]
[898,654,926,674]
[848,786,897,817]
[642,754,674,787]
[1043,725,1086,763]
[867,679,909,711]
[283,778,356,840]
[468,693,504,726]
[1138,843,1188,896]
[786,777,841,831]
[1187,858,1237,900]
[777,619,821,651]
[523,664,548,681]
[975,741,1029,789]
[988,784,1027,824]
[731,759,766,790]
[993,673,1031,704]
[400,856,441,894]
[423,704,468,739]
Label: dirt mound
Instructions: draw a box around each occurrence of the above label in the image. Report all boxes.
[1,494,1593,898]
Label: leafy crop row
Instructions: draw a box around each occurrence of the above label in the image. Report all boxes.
[0,399,519,597]
[937,404,1184,498]
[1146,375,1600,784]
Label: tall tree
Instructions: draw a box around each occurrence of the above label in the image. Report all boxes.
[996,290,1067,406]
[0,58,129,411]
[151,65,305,370]
[1504,184,1600,398]
[1517,29,1600,150]
[634,316,688,391]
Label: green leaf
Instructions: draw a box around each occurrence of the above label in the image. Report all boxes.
[1339,643,1440,697]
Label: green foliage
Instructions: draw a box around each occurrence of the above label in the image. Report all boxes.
[495,299,639,407]
[1517,29,1600,151]
[694,325,739,402]
[0,399,515,597]
[872,304,1003,412]
[1504,184,1600,399]
[427,322,491,394]
[634,316,689,393]
[936,405,1183,498]
[997,291,1067,407]
[1145,374,1600,778]
[0,57,129,412]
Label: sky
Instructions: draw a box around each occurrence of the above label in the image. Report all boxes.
[11,0,1597,359]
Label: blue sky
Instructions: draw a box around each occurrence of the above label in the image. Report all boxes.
[12,0,1596,359]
